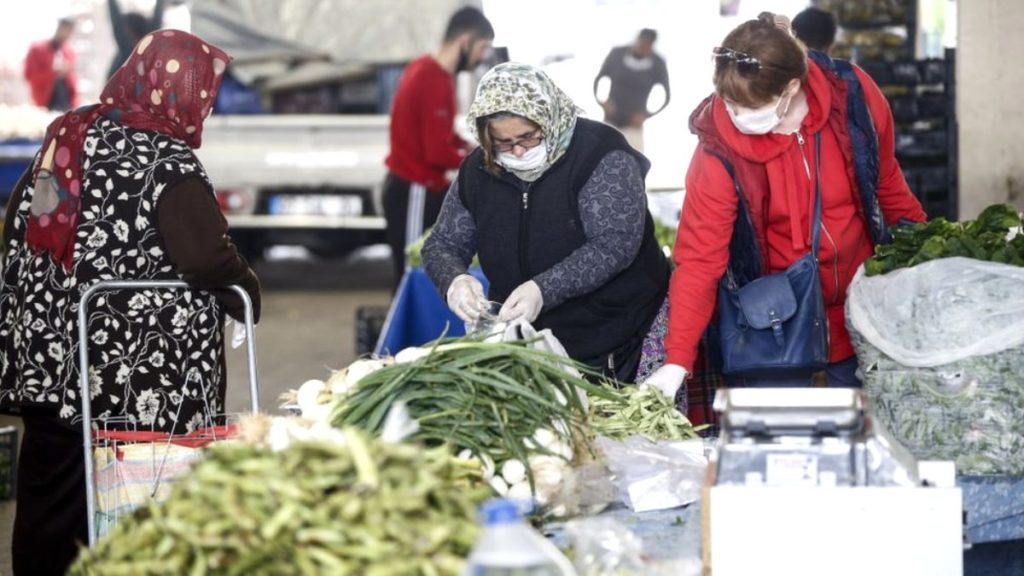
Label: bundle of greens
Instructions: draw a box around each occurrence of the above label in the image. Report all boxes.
[865,203,1024,276]
[589,384,706,442]
[331,339,616,500]
[71,430,490,576]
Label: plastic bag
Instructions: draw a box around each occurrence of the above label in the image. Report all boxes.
[594,435,707,513]
[565,517,646,576]
[847,257,1024,367]
[846,258,1024,474]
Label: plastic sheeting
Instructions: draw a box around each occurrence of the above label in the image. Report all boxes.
[191,0,482,86]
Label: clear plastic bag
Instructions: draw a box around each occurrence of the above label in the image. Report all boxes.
[565,517,645,576]
[594,435,707,513]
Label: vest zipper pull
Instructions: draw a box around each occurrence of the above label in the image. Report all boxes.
[522,191,528,210]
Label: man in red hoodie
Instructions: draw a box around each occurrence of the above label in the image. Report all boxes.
[24,17,78,111]
[644,13,925,397]
[383,7,494,287]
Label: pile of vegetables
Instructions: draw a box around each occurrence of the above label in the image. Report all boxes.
[71,426,490,576]
[330,339,615,505]
[865,203,1024,276]
[589,385,705,442]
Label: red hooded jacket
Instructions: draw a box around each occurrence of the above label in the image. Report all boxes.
[665,59,926,372]
[24,39,78,109]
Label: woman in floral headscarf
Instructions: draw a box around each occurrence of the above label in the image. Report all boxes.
[422,62,670,381]
[0,30,259,574]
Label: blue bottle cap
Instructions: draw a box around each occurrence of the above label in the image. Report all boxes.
[480,498,522,525]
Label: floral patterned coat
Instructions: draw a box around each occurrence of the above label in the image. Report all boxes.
[0,116,227,433]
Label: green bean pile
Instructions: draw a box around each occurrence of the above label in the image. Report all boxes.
[332,340,616,478]
[589,385,706,441]
[70,431,490,576]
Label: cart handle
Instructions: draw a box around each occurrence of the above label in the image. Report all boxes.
[78,280,260,547]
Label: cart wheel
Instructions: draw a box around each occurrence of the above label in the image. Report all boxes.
[356,306,389,356]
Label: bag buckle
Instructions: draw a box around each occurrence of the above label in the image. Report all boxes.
[769,309,785,347]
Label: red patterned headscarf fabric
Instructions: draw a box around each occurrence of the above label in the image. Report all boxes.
[25,29,231,271]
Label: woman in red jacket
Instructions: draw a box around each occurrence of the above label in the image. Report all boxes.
[644,13,926,397]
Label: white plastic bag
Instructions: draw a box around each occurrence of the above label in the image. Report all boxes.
[847,257,1024,367]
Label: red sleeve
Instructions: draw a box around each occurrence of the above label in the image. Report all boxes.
[855,66,927,224]
[419,75,467,171]
[664,148,738,371]
[64,46,79,108]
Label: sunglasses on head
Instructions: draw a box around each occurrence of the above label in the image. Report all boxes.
[713,46,771,76]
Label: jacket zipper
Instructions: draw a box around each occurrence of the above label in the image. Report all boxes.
[796,131,841,304]
[519,184,532,277]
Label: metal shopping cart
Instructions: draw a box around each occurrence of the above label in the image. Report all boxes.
[77,280,260,546]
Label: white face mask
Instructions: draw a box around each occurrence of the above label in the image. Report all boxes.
[727,92,792,135]
[497,140,548,172]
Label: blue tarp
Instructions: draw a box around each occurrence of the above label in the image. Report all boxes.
[374,267,489,356]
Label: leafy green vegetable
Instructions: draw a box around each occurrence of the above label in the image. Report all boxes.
[865,204,1024,276]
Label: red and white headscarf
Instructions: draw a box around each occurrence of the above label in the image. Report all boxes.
[26,29,231,270]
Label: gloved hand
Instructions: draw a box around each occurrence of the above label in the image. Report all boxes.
[446,274,487,322]
[641,363,688,400]
[498,280,543,323]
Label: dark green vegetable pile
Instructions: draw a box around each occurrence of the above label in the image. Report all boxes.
[865,204,1024,276]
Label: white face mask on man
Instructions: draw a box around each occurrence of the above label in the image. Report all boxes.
[497,140,548,172]
[726,89,794,135]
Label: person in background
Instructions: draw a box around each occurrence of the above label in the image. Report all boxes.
[23,17,78,112]
[1,30,260,575]
[422,63,670,382]
[383,6,494,289]
[643,13,925,398]
[792,6,838,54]
[593,28,670,152]
[107,0,167,79]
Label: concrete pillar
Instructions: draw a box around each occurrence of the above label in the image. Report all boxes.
[957,0,1024,219]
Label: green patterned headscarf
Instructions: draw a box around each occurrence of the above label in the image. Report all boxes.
[468,62,583,182]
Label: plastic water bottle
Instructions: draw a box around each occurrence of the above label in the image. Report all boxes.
[463,499,577,576]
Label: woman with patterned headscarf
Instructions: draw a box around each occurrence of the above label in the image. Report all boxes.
[0,30,259,574]
[422,62,670,382]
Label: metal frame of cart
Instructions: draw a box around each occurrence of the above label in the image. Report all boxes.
[77,280,260,547]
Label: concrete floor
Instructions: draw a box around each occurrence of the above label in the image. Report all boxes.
[0,246,396,575]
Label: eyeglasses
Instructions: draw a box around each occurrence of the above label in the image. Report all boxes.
[713,46,769,76]
[491,130,544,153]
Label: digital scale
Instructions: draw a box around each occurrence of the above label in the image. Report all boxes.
[703,388,963,576]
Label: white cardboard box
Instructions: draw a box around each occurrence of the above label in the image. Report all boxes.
[705,486,963,576]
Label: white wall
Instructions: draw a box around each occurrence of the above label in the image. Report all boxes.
[957,0,1024,218]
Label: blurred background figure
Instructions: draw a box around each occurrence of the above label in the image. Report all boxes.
[792,6,837,55]
[23,17,78,112]
[593,28,670,152]
[383,6,495,289]
[106,0,167,79]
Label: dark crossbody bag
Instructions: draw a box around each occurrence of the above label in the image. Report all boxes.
[717,133,829,377]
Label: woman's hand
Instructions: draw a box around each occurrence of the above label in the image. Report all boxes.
[446,274,486,322]
[498,280,543,323]
[641,363,688,399]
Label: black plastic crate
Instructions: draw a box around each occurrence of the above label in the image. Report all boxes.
[896,130,947,158]
[890,60,921,84]
[859,60,892,86]
[917,92,948,119]
[0,425,17,500]
[890,95,919,124]
[919,58,947,84]
[918,167,949,194]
